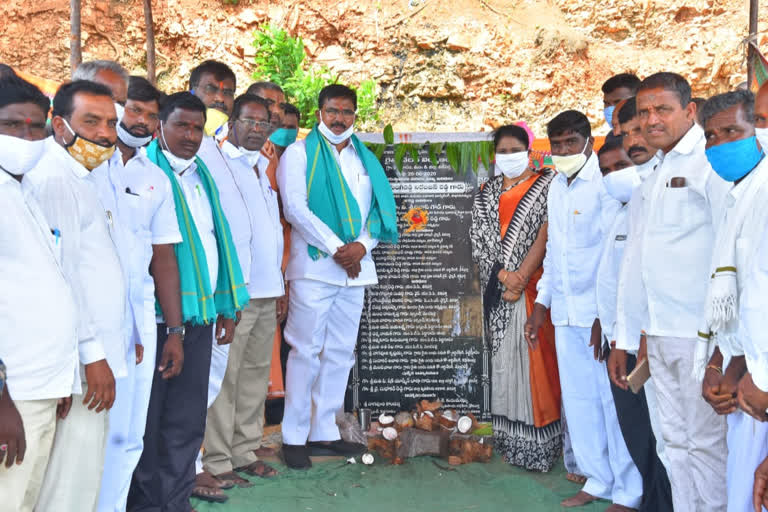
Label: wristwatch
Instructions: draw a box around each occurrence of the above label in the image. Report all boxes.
[0,359,6,399]
[166,326,185,340]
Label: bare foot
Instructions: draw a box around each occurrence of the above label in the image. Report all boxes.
[566,472,587,484]
[561,490,598,507]
[214,470,254,488]
[253,446,278,458]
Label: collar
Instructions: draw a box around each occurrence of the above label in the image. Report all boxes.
[571,152,599,182]
[657,123,704,161]
[45,136,90,179]
[222,139,270,170]
[636,155,659,181]
[727,155,768,206]
[0,169,14,186]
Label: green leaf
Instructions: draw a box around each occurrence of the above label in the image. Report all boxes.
[428,142,444,167]
[409,145,420,166]
[394,144,408,173]
[383,124,394,145]
[470,141,480,174]
[374,144,386,161]
[480,140,491,171]
[445,143,460,174]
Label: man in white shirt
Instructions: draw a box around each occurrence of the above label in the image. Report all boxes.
[525,110,641,511]
[24,80,126,512]
[203,93,286,485]
[129,92,249,512]
[278,84,398,469]
[0,75,80,512]
[597,138,673,512]
[695,90,768,512]
[614,72,731,512]
[79,63,186,512]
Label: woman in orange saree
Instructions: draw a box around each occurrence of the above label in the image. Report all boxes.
[471,125,561,471]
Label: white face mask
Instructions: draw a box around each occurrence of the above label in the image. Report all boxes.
[494,151,529,178]
[238,147,262,168]
[318,120,354,145]
[0,133,47,176]
[756,127,768,153]
[160,124,195,174]
[603,166,641,203]
[114,102,125,123]
[117,123,153,148]
[551,138,590,178]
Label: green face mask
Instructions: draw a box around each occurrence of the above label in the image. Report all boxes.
[269,128,298,148]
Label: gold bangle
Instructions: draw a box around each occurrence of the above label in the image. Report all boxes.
[706,364,723,375]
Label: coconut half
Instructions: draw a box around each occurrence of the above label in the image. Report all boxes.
[457,416,473,434]
[378,414,395,426]
[382,427,398,441]
[361,453,375,465]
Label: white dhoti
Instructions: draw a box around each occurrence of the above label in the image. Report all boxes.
[97,340,156,512]
[37,379,109,512]
[195,335,230,475]
[642,375,671,471]
[727,410,768,512]
[282,279,365,445]
[554,325,642,508]
[646,335,727,512]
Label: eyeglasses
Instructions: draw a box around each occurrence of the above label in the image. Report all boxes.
[323,107,356,118]
[203,83,235,99]
[237,118,272,130]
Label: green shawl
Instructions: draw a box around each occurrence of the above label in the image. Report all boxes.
[146,140,249,325]
[305,124,399,259]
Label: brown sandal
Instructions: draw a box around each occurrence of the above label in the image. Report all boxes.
[190,484,228,503]
[565,472,588,484]
[215,470,254,488]
[235,460,279,478]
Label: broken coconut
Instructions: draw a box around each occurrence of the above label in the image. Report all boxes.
[382,426,398,441]
[457,416,473,434]
[394,411,414,429]
[438,409,458,429]
[415,413,433,431]
[361,453,375,465]
[378,413,395,427]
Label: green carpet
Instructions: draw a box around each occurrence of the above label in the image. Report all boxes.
[192,456,608,511]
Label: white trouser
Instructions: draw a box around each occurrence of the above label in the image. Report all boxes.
[554,325,643,508]
[647,335,727,512]
[37,380,109,512]
[0,398,58,512]
[195,336,230,474]
[97,340,155,512]
[727,410,768,512]
[643,373,671,471]
[282,279,365,445]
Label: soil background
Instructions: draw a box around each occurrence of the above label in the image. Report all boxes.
[1,0,766,134]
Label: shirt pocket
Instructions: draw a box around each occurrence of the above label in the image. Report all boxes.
[569,204,600,248]
[122,193,152,233]
[661,186,688,227]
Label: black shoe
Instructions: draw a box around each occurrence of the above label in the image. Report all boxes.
[307,440,367,457]
[282,444,312,469]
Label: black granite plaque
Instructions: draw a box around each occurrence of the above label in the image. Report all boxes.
[348,139,491,420]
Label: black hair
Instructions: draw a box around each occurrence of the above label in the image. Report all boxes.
[0,64,17,78]
[231,94,271,122]
[281,102,300,122]
[52,80,113,119]
[492,124,530,149]
[601,73,641,95]
[318,84,357,110]
[158,92,206,122]
[638,72,691,107]
[246,81,284,97]
[546,110,591,139]
[127,75,163,105]
[616,96,637,125]
[0,75,50,116]
[699,90,755,128]
[597,136,626,159]
[189,60,236,91]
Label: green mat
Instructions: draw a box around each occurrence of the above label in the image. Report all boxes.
[192,455,608,511]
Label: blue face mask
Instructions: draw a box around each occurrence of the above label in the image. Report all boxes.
[603,106,615,128]
[269,128,298,148]
[705,136,764,182]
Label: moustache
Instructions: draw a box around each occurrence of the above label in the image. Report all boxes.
[124,123,150,137]
[331,123,347,130]
[628,145,649,155]
[210,102,227,111]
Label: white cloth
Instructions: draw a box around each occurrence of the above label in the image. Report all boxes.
[643,376,671,471]
[91,149,181,512]
[535,152,621,326]
[646,335,727,512]
[37,379,110,512]
[615,124,731,344]
[695,158,768,379]
[0,398,59,512]
[171,161,219,289]
[282,279,366,445]
[596,203,629,342]
[27,137,128,381]
[634,156,658,182]
[220,141,284,299]
[198,137,251,288]
[554,325,642,508]
[0,171,79,400]
[726,411,768,512]
[740,220,768,391]
[195,334,230,475]
[278,139,378,287]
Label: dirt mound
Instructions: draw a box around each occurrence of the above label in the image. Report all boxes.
[0,0,764,135]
